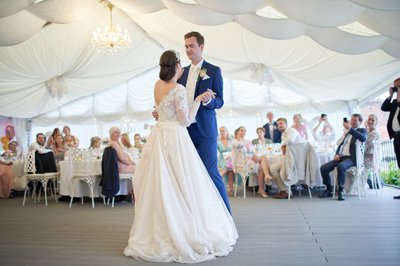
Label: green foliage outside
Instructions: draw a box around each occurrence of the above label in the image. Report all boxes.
[380,162,400,186]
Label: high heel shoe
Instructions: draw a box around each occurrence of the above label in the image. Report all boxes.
[257,191,268,198]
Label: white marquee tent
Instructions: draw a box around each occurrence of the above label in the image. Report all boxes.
[0,0,400,141]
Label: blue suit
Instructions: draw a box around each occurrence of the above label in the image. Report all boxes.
[178,60,231,213]
[263,122,282,143]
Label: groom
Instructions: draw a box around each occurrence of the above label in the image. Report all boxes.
[178,31,231,213]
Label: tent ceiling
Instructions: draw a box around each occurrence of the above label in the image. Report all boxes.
[0,0,399,124]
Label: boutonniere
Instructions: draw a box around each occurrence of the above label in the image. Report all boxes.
[199,68,209,80]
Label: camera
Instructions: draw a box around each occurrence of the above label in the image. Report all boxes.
[321,113,327,118]
[343,117,348,123]
[392,86,398,93]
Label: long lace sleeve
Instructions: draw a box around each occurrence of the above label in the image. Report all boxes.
[174,85,200,127]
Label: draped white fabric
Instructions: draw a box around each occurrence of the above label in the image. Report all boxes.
[0,0,399,124]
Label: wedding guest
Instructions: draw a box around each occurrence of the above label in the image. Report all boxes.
[46,127,61,148]
[312,114,335,149]
[52,134,68,164]
[29,133,57,173]
[381,79,400,199]
[232,126,259,194]
[121,133,133,151]
[364,114,382,188]
[89,136,102,159]
[133,133,145,152]
[270,117,304,199]
[292,113,309,141]
[252,127,272,147]
[2,140,21,160]
[319,114,367,201]
[263,112,281,143]
[1,125,15,150]
[108,127,136,174]
[0,159,13,199]
[217,126,234,196]
[63,126,79,148]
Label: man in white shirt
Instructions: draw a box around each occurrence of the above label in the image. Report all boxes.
[270,117,303,199]
[312,115,336,149]
[29,133,57,173]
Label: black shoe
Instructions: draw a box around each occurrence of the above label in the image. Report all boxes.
[338,191,345,201]
[394,195,400,199]
[318,190,333,198]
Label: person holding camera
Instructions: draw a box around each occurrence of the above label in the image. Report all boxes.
[381,77,400,199]
[312,114,335,149]
[319,114,367,201]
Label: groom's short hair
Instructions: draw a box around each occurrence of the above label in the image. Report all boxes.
[184,31,204,46]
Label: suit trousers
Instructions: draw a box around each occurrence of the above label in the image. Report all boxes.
[393,132,400,168]
[269,160,287,192]
[320,156,354,188]
[188,123,231,213]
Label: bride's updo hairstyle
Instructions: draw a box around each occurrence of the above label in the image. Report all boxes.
[159,50,180,81]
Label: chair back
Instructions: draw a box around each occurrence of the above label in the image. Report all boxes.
[355,140,365,174]
[231,145,247,176]
[372,140,381,172]
[24,151,37,174]
[69,148,93,176]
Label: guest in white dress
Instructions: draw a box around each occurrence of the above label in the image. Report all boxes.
[124,50,237,263]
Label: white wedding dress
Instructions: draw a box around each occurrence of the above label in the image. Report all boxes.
[124,84,238,263]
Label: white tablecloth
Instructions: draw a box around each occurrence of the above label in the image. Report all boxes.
[59,160,133,197]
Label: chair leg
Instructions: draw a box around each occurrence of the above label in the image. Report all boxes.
[22,187,29,206]
[234,174,238,198]
[69,180,75,208]
[111,197,115,208]
[243,175,246,199]
[308,186,312,199]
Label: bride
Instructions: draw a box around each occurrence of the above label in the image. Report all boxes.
[123,50,238,263]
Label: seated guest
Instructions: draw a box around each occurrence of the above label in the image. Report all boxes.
[63,126,79,148]
[319,114,367,201]
[263,111,281,143]
[2,140,22,160]
[292,113,309,141]
[29,133,57,173]
[312,115,336,149]
[108,127,136,174]
[46,127,61,149]
[232,126,259,193]
[89,136,102,159]
[364,114,382,188]
[133,133,145,153]
[217,126,234,197]
[52,134,68,165]
[252,127,272,149]
[0,159,13,199]
[121,133,133,152]
[269,117,304,199]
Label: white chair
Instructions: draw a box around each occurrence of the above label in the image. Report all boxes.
[22,151,59,206]
[231,145,255,198]
[69,148,101,208]
[283,142,315,200]
[365,140,383,196]
[333,140,366,199]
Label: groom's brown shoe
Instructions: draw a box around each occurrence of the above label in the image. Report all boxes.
[273,191,289,199]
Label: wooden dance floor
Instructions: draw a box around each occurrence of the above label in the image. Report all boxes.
[0,187,399,266]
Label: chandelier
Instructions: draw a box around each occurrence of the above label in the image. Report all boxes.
[91,1,132,55]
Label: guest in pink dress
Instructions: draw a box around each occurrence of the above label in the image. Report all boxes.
[0,160,13,199]
[292,113,309,141]
[108,127,136,174]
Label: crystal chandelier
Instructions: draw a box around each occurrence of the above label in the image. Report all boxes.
[91,1,132,55]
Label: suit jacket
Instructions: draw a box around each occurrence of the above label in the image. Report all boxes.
[262,122,282,143]
[178,60,223,138]
[381,97,400,139]
[100,147,120,198]
[335,128,367,164]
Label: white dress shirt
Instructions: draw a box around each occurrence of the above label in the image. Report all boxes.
[392,106,400,132]
[281,128,303,146]
[186,59,204,112]
[29,142,52,154]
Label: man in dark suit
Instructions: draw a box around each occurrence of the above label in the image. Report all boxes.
[319,114,367,201]
[263,111,281,143]
[178,31,230,213]
[381,77,400,199]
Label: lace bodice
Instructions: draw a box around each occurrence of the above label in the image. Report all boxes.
[155,84,200,127]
